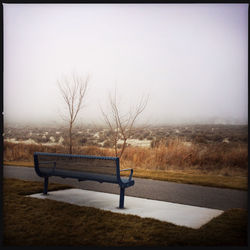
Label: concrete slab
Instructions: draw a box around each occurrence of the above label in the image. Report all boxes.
[28,189,223,229]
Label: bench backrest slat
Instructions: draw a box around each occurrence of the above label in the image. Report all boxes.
[34,152,119,177]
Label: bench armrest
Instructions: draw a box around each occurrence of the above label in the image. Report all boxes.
[120,168,133,181]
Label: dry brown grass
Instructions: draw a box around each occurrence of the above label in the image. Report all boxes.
[4,138,248,178]
[122,139,248,175]
[3,141,113,161]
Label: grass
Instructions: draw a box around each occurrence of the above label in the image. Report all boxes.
[4,139,248,171]
[3,178,248,246]
[3,139,248,190]
[4,161,34,167]
[4,160,248,190]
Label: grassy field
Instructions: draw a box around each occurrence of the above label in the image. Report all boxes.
[2,178,247,246]
[4,139,248,173]
[3,137,248,191]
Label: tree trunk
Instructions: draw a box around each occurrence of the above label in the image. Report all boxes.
[69,122,73,154]
[119,138,127,159]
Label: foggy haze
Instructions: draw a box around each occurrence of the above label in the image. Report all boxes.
[3,4,248,127]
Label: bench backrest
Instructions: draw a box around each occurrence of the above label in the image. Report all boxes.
[34,152,120,177]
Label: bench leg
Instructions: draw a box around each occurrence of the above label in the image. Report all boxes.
[119,187,125,209]
[43,177,49,195]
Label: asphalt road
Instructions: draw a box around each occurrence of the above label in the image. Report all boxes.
[3,165,248,211]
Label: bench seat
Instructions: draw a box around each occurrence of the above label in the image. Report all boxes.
[40,167,135,187]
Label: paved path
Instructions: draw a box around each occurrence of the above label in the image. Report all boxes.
[3,165,247,211]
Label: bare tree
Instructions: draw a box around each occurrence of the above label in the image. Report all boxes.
[101,89,148,159]
[58,73,89,154]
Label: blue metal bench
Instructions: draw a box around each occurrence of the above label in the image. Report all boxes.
[33,152,134,208]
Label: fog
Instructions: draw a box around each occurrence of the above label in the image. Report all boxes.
[3,4,248,127]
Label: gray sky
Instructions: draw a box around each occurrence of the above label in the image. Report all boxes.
[3,4,248,126]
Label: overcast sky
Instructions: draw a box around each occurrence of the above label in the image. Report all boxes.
[3,4,248,126]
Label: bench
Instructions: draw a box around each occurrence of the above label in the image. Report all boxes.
[33,152,134,208]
